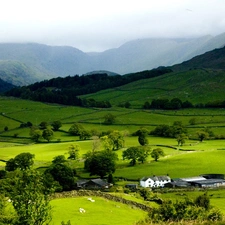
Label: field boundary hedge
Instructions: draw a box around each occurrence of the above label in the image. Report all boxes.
[52,190,151,212]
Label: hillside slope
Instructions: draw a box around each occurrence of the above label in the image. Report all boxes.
[82,45,225,106]
[0,60,41,86]
[172,46,225,71]
[82,69,225,107]
[0,77,15,93]
[0,32,225,85]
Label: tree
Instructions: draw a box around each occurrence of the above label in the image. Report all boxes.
[68,144,80,160]
[136,128,149,146]
[170,98,182,109]
[122,147,140,166]
[45,163,76,191]
[172,121,187,137]
[151,148,165,161]
[108,130,125,150]
[4,126,8,132]
[143,101,150,109]
[42,128,54,142]
[137,146,151,163]
[79,129,91,140]
[6,152,35,171]
[84,150,118,178]
[30,127,42,142]
[68,123,84,136]
[103,113,116,125]
[39,121,48,130]
[176,133,188,147]
[138,135,149,146]
[51,120,62,131]
[122,146,151,166]
[107,173,114,184]
[197,131,209,142]
[195,192,210,210]
[124,101,131,108]
[5,158,17,172]
[52,155,66,164]
[5,169,52,225]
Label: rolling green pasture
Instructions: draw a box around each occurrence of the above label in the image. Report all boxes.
[51,197,147,225]
[2,98,225,222]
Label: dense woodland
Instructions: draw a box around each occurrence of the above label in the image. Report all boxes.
[4,68,172,106]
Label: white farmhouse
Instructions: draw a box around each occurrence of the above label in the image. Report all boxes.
[140,175,171,188]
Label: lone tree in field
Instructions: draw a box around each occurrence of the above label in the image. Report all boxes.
[136,128,149,146]
[4,126,8,132]
[176,133,188,147]
[67,144,80,160]
[103,113,116,125]
[108,130,125,150]
[197,130,209,142]
[151,148,165,162]
[51,120,62,131]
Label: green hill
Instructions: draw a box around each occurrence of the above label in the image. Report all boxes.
[82,46,225,107]
[81,68,225,107]
[0,60,46,86]
[172,46,225,71]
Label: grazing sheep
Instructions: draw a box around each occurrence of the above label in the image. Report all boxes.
[87,197,95,202]
[79,208,85,213]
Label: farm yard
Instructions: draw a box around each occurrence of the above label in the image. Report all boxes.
[1,96,225,224]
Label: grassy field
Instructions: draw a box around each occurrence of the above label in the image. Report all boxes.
[51,197,147,225]
[1,97,225,223]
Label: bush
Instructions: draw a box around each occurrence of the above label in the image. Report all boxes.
[148,193,223,223]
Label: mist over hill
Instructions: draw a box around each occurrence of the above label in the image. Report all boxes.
[0,32,225,86]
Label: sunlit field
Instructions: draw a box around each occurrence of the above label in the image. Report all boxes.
[51,197,147,225]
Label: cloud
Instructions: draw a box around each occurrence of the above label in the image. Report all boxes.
[0,0,224,52]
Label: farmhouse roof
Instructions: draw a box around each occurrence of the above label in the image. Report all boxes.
[141,175,170,182]
[180,176,206,182]
[76,179,88,186]
[191,179,225,186]
[89,178,108,187]
[165,180,191,188]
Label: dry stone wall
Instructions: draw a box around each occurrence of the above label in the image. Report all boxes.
[52,190,152,212]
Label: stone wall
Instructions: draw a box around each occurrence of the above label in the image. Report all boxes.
[52,190,152,212]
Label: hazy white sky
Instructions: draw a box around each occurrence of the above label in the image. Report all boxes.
[0,0,224,52]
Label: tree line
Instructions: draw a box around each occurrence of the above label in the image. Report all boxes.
[4,68,171,106]
[143,98,225,110]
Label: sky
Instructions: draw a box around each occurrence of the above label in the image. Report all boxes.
[0,0,225,52]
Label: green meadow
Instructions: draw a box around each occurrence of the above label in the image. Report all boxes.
[51,197,147,225]
[1,97,225,223]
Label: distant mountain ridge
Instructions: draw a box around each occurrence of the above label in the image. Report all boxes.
[4,44,225,105]
[0,32,225,86]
